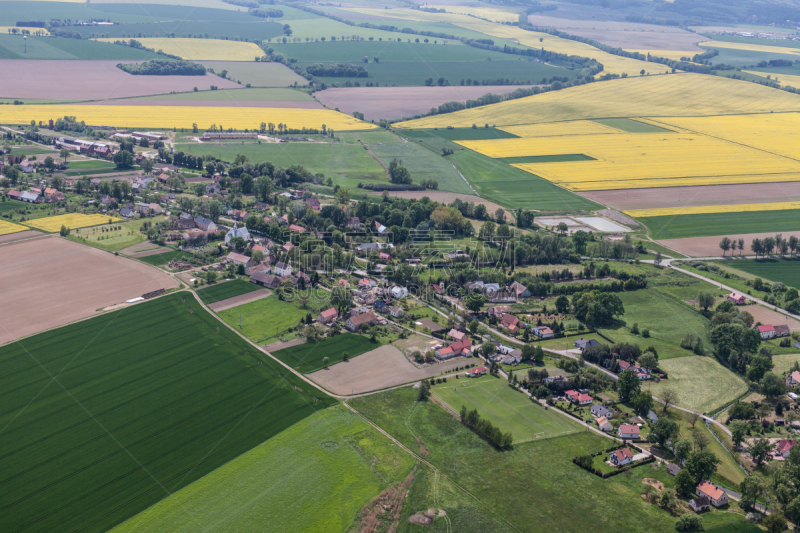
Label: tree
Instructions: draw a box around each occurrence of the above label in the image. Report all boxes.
[674,514,704,532]
[675,468,696,497]
[43,156,55,171]
[113,150,134,169]
[632,390,654,417]
[685,449,721,485]
[59,224,70,237]
[417,380,430,401]
[555,295,570,314]
[59,148,70,163]
[388,158,412,184]
[674,439,694,464]
[481,341,496,358]
[573,291,624,326]
[719,236,731,256]
[464,292,487,312]
[785,497,800,531]
[205,270,217,284]
[654,250,662,266]
[648,418,679,448]
[617,369,641,400]
[697,291,715,312]
[639,352,658,372]
[761,371,787,398]
[342,351,350,362]
[750,437,772,466]
[761,513,787,533]
[322,356,329,368]
[469,319,480,336]
[729,420,748,449]
[693,430,710,451]
[660,388,678,412]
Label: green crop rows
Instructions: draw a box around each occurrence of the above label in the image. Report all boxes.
[641,209,800,239]
[272,333,379,373]
[197,279,263,305]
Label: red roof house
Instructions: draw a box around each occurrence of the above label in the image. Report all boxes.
[610,447,634,466]
[696,481,728,507]
[727,292,746,305]
[776,439,797,459]
[617,424,640,439]
[756,324,776,339]
[317,307,339,324]
[289,224,305,233]
[466,366,487,378]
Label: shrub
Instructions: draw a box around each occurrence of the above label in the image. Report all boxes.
[675,514,704,532]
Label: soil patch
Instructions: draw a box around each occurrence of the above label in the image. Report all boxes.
[208,289,271,311]
[264,338,305,352]
[0,229,44,244]
[0,236,178,346]
[408,513,434,526]
[0,60,239,101]
[315,85,539,121]
[660,231,800,257]
[580,182,800,211]
[742,305,800,331]
[120,241,166,255]
[354,470,417,533]
[376,190,504,213]
[85,99,323,109]
[130,247,172,258]
[307,345,466,395]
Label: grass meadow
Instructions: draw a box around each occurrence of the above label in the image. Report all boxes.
[68,217,163,252]
[771,353,800,376]
[196,278,262,304]
[0,34,159,60]
[139,87,315,102]
[0,293,334,533]
[367,140,472,195]
[137,249,194,266]
[218,295,310,343]
[646,356,747,414]
[642,210,800,239]
[591,118,672,133]
[111,405,415,533]
[270,40,515,63]
[431,375,582,443]
[714,257,800,290]
[272,333,379,373]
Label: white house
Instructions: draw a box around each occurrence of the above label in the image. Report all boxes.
[696,481,728,507]
[565,390,593,406]
[274,262,293,277]
[390,286,408,299]
[389,306,405,318]
[756,324,776,340]
[596,416,613,432]
[610,448,633,466]
[617,424,640,440]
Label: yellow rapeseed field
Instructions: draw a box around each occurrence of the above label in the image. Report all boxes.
[699,40,800,57]
[428,5,522,23]
[0,105,375,131]
[456,133,800,191]
[94,38,263,61]
[0,220,28,236]
[650,113,800,159]
[25,214,121,233]
[346,8,653,76]
[499,120,623,137]
[397,74,800,129]
[624,201,800,218]
[0,26,50,35]
[743,70,800,89]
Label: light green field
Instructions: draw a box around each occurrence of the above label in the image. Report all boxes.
[196,62,308,87]
[432,375,582,443]
[646,356,747,415]
[67,217,162,252]
[367,140,472,194]
[137,87,315,101]
[712,257,800,291]
[269,39,514,63]
[642,210,800,239]
[67,159,116,169]
[771,353,800,375]
[0,34,160,60]
[218,295,309,343]
[278,17,468,44]
[111,405,415,533]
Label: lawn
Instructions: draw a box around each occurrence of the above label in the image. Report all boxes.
[272,333,379,373]
[0,293,334,533]
[432,375,582,443]
[196,278,262,304]
[68,218,160,252]
[66,159,116,169]
[111,405,415,533]
[137,249,194,266]
[641,210,800,239]
[24,213,120,232]
[646,356,748,415]
[218,295,309,343]
[713,257,800,290]
[350,386,678,533]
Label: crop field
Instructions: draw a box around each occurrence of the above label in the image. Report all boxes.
[591,118,674,133]
[625,201,800,218]
[713,258,800,290]
[0,293,334,533]
[433,375,581,443]
[744,70,800,88]
[24,213,120,232]
[0,104,374,131]
[197,61,308,87]
[0,34,160,60]
[368,140,472,194]
[498,120,623,138]
[397,74,800,129]
[218,295,309,343]
[271,333,379,374]
[698,40,800,57]
[72,21,283,42]
[641,210,800,239]
[269,40,515,63]
[137,88,313,102]
[430,4,522,23]
[95,38,263,61]
[137,249,194,265]
[659,230,800,257]
[647,356,748,414]
[0,219,28,235]
[196,279,263,305]
[110,406,414,533]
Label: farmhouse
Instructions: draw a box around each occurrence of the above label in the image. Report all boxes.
[490,290,517,303]
[466,366,487,378]
[232,209,248,221]
[390,286,408,299]
[346,217,363,229]
[487,306,509,318]
[226,252,254,267]
[389,306,405,318]
[574,338,601,351]
[618,424,641,439]
[436,338,472,360]
[249,272,281,288]
[565,390,592,406]
[756,324,776,340]
[448,329,467,342]
[345,311,378,332]
[274,262,293,277]
[610,448,633,466]
[531,326,553,339]
[289,224,306,234]
[501,350,523,365]
[6,190,21,201]
[509,281,530,298]
[19,191,42,203]
[374,220,388,235]
[696,481,728,507]
[177,213,195,230]
[689,496,710,513]
[43,188,66,203]
[775,325,791,337]
[501,314,520,333]
[775,439,797,459]
[596,416,613,432]
[194,217,217,232]
[727,292,746,305]
[317,308,338,325]
[786,371,800,387]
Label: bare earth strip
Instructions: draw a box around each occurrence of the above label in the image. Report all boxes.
[81,100,324,109]
[130,247,172,258]
[660,231,800,257]
[264,338,305,352]
[377,190,504,212]
[120,242,168,256]
[307,344,467,395]
[208,289,271,312]
[0,236,178,346]
[0,60,239,101]
[745,305,800,331]
[580,182,800,211]
[314,85,539,121]
[0,230,44,244]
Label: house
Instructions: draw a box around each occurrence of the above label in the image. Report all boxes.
[466,366,487,378]
[194,217,217,232]
[374,220,388,235]
[100,194,117,207]
[350,306,370,317]
[786,370,800,387]
[389,306,405,318]
[346,217,363,230]
[448,329,467,342]
[696,481,728,507]
[177,213,195,229]
[373,299,388,312]
[502,349,523,365]
[19,160,38,173]
[509,281,531,298]
[206,183,221,195]
[378,252,391,261]
[43,188,65,202]
[226,252,254,267]
[358,242,394,253]
[689,496,710,513]
[756,324,776,340]
[282,242,294,253]
[565,390,593,406]
[149,202,164,215]
[390,286,408,299]
[305,198,320,210]
[436,339,472,360]
[345,311,378,332]
[610,448,634,466]
[274,262,293,277]
[487,306,509,318]
[19,191,42,203]
[648,409,659,424]
[501,314,520,331]
[6,190,21,201]
[591,404,613,418]
[775,325,791,337]
[531,326,553,339]
[225,221,251,245]
[489,290,517,303]
[157,172,170,184]
[358,278,376,290]
[249,271,281,288]
[617,424,641,440]
[727,292,746,305]
[337,278,349,288]
[574,338,602,351]
[120,208,134,218]
[289,224,305,233]
[596,416,613,432]
[232,209,248,221]
[666,463,682,476]
[135,201,151,215]
[317,307,338,325]
[775,439,797,459]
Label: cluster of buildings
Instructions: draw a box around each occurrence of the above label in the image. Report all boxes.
[54,136,117,159]
[617,360,653,380]
[755,323,791,340]
[6,185,66,204]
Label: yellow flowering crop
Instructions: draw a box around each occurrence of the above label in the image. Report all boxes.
[624,201,800,218]
[25,214,121,233]
[499,120,622,138]
[699,41,800,57]
[651,113,800,159]
[397,74,800,129]
[94,38,264,61]
[743,71,800,89]
[0,104,375,131]
[0,26,50,35]
[0,219,28,236]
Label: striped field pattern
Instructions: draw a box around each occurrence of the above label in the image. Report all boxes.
[624,201,800,218]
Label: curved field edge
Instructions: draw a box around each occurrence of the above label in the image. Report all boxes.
[109,405,415,533]
[648,356,747,414]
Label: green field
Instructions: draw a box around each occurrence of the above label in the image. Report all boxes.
[272,333,379,373]
[111,405,414,533]
[642,210,800,239]
[592,118,673,133]
[68,21,284,41]
[432,375,581,443]
[270,40,517,63]
[713,257,800,290]
[68,218,159,252]
[0,293,334,533]
[67,159,117,169]
[197,278,263,304]
[196,62,308,87]
[417,127,518,140]
[647,356,747,414]
[367,140,472,194]
[138,87,315,101]
[218,295,309,343]
[350,386,679,533]
[771,353,800,375]
[137,249,193,265]
[0,34,160,60]
[502,154,595,164]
